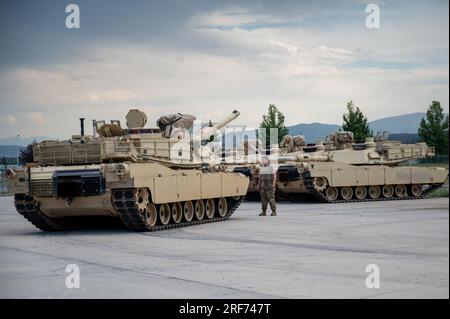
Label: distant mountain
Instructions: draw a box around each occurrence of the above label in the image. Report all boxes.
[0,136,51,146]
[287,112,438,143]
[0,145,25,158]
[369,112,427,134]
[388,133,421,144]
[288,123,340,143]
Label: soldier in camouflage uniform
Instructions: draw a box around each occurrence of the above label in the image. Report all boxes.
[258,156,277,216]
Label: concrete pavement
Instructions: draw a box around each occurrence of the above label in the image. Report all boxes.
[0,196,448,298]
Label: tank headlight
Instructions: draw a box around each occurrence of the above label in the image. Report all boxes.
[115,163,130,175]
[4,168,16,179]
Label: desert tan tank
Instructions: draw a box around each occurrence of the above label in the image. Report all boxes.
[4,109,249,231]
[276,131,449,202]
[224,136,305,201]
[221,138,265,200]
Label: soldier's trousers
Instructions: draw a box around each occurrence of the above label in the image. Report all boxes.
[260,187,276,213]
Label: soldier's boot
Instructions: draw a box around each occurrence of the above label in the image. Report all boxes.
[259,211,266,216]
[270,201,277,216]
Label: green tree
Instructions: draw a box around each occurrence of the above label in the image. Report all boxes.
[1,156,7,170]
[418,101,449,154]
[259,104,289,149]
[19,142,36,166]
[342,101,371,141]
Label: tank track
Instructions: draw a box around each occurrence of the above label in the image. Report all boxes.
[112,188,243,231]
[303,177,445,203]
[278,192,318,202]
[13,194,68,231]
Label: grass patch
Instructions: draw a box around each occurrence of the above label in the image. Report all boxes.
[409,163,449,168]
[427,188,449,198]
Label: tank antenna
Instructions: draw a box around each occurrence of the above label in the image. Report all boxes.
[92,120,97,138]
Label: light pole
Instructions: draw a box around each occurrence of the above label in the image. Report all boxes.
[16,134,20,167]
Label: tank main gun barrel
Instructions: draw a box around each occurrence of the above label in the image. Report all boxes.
[201,110,240,141]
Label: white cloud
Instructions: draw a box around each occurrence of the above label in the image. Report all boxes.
[0,1,448,139]
[6,115,16,125]
[316,46,354,62]
[189,5,293,29]
[25,112,46,125]
[87,90,140,103]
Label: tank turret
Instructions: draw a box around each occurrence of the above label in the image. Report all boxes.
[31,109,242,167]
[278,135,435,166]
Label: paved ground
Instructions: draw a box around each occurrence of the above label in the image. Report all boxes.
[0,196,448,299]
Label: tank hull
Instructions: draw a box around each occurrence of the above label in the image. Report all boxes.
[34,191,116,218]
[10,162,249,231]
[277,162,448,203]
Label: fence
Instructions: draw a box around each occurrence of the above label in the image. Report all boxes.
[0,169,9,194]
[402,154,449,168]
[0,162,17,194]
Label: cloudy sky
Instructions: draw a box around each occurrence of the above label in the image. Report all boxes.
[0,0,448,139]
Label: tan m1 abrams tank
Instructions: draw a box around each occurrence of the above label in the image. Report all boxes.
[222,138,266,200]
[5,109,249,232]
[225,136,304,201]
[276,131,449,202]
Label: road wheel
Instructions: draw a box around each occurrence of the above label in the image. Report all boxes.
[183,201,194,222]
[340,186,353,201]
[171,202,183,224]
[382,185,394,198]
[205,199,215,219]
[159,203,171,225]
[395,184,407,198]
[355,186,367,200]
[325,187,338,201]
[145,203,158,227]
[410,184,423,197]
[368,186,381,199]
[194,200,205,220]
[216,198,228,217]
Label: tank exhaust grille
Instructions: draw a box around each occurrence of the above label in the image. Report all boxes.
[31,179,54,197]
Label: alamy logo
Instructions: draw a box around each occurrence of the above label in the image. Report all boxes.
[365,4,380,29]
[65,4,80,29]
[365,264,380,288]
[65,264,80,288]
